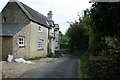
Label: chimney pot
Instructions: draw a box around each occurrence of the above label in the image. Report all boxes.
[47,11,53,20]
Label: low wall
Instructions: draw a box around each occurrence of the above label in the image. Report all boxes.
[89,56,120,78]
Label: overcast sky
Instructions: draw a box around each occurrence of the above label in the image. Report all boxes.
[0,0,92,34]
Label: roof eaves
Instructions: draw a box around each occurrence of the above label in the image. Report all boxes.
[1,35,14,37]
[30,20,51,29]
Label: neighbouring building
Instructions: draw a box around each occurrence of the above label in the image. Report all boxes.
[47,11,61,56]
[54,24,60,52]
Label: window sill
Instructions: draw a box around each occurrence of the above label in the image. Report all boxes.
[19,46,25,48]
[37,48,44,51]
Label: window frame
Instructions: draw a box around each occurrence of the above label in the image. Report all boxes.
[18,37,25,47]
[38,25,42,32]
[38,40,43,49]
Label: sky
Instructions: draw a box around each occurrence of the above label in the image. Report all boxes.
[0,0,92,34]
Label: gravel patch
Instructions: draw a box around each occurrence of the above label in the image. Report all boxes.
[0,58,57,78]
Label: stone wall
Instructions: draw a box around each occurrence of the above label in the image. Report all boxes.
[2,37,13,60]
[8,22,49,59]
[89,56,120,78]
[2,2,29,23]
[29,21,48,58]
[13,24,30,59]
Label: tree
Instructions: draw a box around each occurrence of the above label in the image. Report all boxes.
[89,2,120,56]
[66,11,89,53]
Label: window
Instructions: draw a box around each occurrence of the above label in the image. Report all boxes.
[38,40,43,49]
[51,28,54,34]
[3,17,6,23]
[18,37,25,46]
[38,25,42,32]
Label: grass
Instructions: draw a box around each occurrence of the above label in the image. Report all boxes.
[25,56,46,61]
[79,51,90,78]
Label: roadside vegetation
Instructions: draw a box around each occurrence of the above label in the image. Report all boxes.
[61,2,120,79]
[79,51,90,78]
[25,56,46,61]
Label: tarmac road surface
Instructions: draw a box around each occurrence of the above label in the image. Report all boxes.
[20,55,80,78]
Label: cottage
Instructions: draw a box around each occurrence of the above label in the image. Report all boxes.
[54,24,60,52]
[0,0,51,60]
[47,11,61,56]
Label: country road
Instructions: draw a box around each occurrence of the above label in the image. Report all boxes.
[20,55,81,78]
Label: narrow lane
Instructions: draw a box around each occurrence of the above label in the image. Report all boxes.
[20,55,79,78]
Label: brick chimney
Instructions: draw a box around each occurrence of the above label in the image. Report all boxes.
[47,11,53,20]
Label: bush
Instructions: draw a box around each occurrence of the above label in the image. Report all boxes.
[47,52,54,58]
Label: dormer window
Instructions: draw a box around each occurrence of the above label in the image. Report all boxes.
[38,25,42,32]
[3,17,6,23]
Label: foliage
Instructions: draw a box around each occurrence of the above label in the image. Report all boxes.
[89,2,120,55]
[79,51,90,78]
[89,57,119,78]
[105,37,120,48]
[60,35,69,49]
[64,2,120,78]
[47,52,54,58]
[61,35,69,44]
[91,3,120,37]
[66,13,89,53]
[26,56,46,61]
[60,35,70,54]
[88,2,120,78]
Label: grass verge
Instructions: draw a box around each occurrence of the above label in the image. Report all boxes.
[79,51,90,78]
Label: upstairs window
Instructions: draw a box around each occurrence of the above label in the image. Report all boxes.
[38,25,42,32]
[51,28,54,34]
[3,17,6,23]
[18,37,25,46]
[38,40,43,49]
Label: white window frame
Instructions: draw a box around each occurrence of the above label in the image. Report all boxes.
[38,40,43,49]
[38,25,42,32]
[18,37,25,46]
